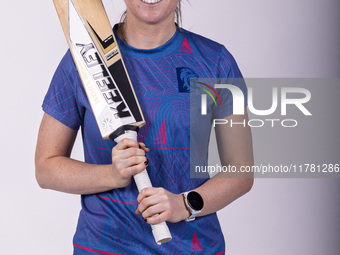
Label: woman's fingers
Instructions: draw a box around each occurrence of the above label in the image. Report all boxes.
[110,138,149,188]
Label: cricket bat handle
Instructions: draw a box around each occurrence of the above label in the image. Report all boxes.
[110,125,172,245]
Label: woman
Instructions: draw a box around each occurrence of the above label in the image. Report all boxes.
[35,0,254,254]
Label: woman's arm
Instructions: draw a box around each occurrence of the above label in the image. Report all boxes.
[35,113,148,195]
[193,108,254,216]
[136,108,254,223]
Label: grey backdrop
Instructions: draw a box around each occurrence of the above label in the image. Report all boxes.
[0,0,339,254]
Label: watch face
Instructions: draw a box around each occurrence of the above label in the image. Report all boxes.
[187,191,204,211]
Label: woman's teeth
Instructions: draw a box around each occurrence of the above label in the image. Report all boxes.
[141,0,162,4]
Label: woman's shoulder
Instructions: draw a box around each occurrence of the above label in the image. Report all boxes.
[178,27,227,55]
[51,49,82,90]
[58,49,77,73]
[53,49,81,83]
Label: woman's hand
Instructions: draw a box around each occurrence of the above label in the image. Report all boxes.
[109,139,149,189]
[135,187,190,224]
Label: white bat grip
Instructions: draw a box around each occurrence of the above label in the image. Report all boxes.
[114,130,172,245]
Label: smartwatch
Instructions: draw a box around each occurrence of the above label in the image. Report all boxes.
[181,191,204,222]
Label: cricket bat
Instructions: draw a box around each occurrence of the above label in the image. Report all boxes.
[52,0,171,244]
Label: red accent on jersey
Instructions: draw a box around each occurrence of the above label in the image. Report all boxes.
[191,231,204,252]
[179,37,194,53]
[153,119,167,145]
[74,243,125,255]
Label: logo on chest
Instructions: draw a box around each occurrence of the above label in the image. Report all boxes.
[176,67,198,93]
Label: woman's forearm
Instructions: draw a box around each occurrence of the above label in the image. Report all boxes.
[35,113,147,195]
[36,156,116,195]
[194,174,253,217]
[135,171,253,224]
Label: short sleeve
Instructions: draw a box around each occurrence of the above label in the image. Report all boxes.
[42,50,84,130]
[212,46,248,119]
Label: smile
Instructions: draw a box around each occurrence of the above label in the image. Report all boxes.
[141,0,162,4]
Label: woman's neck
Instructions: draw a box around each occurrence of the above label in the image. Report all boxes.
[118,17,177,49]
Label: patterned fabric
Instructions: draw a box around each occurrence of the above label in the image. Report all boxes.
[43,25,245,255]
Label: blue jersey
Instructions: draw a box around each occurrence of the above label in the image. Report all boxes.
[43,25,245,255]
